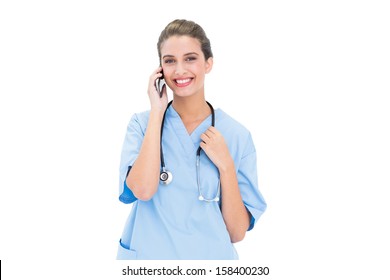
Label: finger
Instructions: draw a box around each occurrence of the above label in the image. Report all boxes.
[200,133,210,143]
[150,73,163,83]
[202,131,211,139]
[199,141,207,150]
[207,126,218,134]
[150,67,164,81]
[152,66,163,74]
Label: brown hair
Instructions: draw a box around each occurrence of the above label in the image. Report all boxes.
[157,19,213,62]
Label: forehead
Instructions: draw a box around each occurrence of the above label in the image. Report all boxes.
[160,35,202,57]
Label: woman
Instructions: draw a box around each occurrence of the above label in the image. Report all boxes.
[117,19,266,260]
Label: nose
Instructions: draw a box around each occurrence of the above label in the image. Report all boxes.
[174,62,187,76]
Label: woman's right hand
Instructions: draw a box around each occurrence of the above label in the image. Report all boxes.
[148,66,168,111]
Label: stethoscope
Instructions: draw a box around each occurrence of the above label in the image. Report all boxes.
[159,100,221,202]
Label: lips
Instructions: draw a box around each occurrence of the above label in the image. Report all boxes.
[174,78,192,87]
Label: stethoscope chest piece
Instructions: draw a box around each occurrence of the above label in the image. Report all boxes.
[160,168,173,185]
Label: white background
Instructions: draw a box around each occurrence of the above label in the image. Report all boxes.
[1,0,389,279]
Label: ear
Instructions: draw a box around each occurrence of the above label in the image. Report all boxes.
[205,57,213,74]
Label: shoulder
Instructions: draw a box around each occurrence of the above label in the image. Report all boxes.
[215,109,251,137]
[215,109,256,155]
[127,110,150,132]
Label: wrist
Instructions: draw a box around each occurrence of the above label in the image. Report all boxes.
[150,107,165,119]
[218,158,235,174]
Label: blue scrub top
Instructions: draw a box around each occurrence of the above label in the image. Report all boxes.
[117,105,266,260]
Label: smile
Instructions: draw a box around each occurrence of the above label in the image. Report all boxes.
[174,78,192,87]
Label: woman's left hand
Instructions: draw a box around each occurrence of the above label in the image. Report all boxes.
[201,126,250,242]
[200,126,233,171]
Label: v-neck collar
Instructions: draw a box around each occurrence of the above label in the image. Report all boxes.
[166,105,215,156]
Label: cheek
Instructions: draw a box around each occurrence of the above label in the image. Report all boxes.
[162,67,173,78]
[195,68,207,79]
[190,65,204,76]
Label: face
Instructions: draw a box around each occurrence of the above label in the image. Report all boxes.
[160,35,213,98]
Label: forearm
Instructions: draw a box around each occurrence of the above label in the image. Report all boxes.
[220,161,251,243]
[126,109,164,200]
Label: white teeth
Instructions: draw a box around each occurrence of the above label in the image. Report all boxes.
[176,78,191,84]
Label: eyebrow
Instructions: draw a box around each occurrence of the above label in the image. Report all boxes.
[162,52,199,59]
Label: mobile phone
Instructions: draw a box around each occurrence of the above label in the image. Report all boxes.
[155,70,165,98]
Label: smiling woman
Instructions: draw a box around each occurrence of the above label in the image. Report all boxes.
[159,35,212,101]
[116,19,267,260]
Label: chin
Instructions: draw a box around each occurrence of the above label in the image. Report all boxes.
[173,89,196,98]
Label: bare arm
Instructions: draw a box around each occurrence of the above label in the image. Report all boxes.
[219,161,251,243]
[200,127,250,242]
[126,67,167,201]
[126,109,164,200]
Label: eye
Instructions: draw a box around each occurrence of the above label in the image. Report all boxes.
[164,58,175,64]
[185,56,197,62]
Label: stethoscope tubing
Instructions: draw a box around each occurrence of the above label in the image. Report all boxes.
[159,100,220,202]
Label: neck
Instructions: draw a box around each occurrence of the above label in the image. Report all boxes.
[172,95,211,122]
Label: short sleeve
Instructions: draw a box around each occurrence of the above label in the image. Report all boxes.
[237,133,267,231]
[118,113,145,204]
